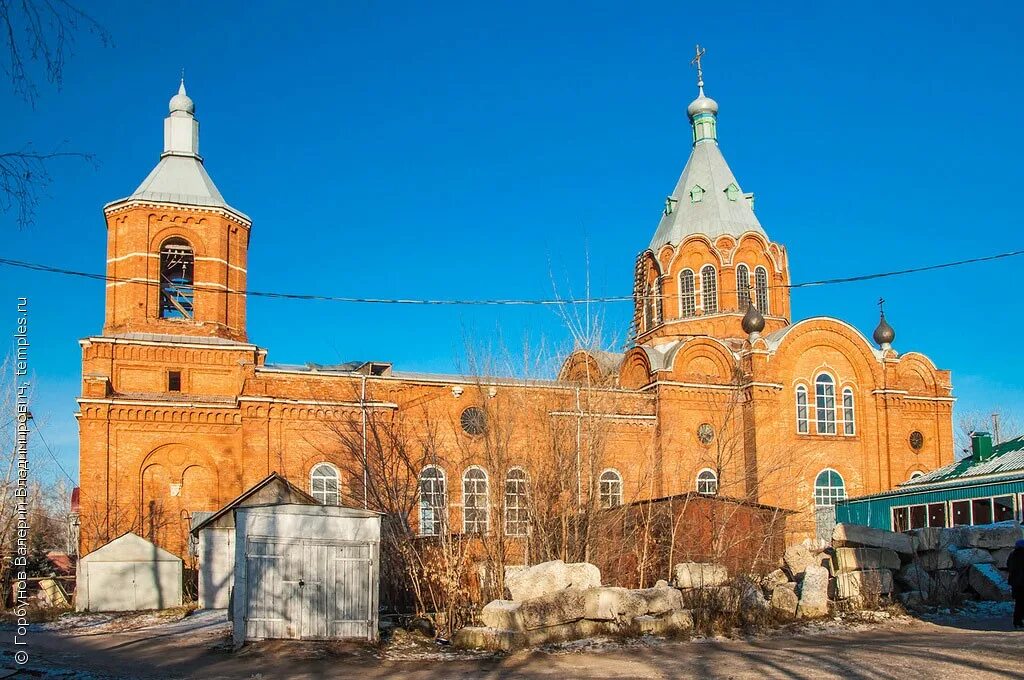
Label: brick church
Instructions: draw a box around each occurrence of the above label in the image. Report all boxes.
[77,70,955,559]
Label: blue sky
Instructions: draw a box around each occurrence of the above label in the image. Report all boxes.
[3,1,1023,483]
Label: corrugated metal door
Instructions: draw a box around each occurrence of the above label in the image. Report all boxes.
[245,538,374,640]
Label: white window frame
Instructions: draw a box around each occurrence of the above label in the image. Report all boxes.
[462,466,490,534]
[696,468,719,496]
[841,387,855,436]
[504,467,529,537]
[700,265,718,315]
[678,269,696,318]
[795,384,809,434]
[310,462,340,506]
[813,468,846,507]
[754,266,769,313]
[418,465,447,536]
[736,264,750,311]
[598,469,623,508]
[814,373,837,435]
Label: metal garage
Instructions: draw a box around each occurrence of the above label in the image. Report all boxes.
[190,473,318,609]
[76,532,182,612]
[231,504,381,645]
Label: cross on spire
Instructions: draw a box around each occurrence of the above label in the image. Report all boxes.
[691,44,706,94]
[878,297,886,314]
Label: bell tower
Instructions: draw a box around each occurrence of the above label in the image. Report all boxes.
[101,80,251,342]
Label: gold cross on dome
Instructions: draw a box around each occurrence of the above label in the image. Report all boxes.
[691,44,706,90]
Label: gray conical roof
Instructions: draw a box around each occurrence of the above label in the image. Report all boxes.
[649,140,765,251]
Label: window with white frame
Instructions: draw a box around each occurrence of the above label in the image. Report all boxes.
[813,468,846,507]
[696,468,718,496]
[653,277,663,324]
[462,467,489,533]
[679,270,696,318]
[504,468,529,537]
[754,266,769,313]
[909,471,924,480]
[795,385,809,434]
[599,470,623,508]
[310,463,340,505]
[736,264,750,311]
[842,387,855,436]
[418,465,447,536]
[814,374,837,435]
[700,265,718,314]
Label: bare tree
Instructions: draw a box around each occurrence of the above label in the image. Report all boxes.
[1,0,110,227]
[957,408,1022,455]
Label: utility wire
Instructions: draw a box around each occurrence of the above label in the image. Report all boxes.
[0,248,1022,306]
[31,421,77,486]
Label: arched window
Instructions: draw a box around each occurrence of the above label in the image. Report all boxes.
[653,277,663,324]
[696,468,718,496]
[419,465,447,536]
[462,466,489,533]
[504,468,529,537]
[700,265,718,314]
[815,373,837,435]
[642,282,655,331]
[159,238,195,319]
[795,385,809,434]
[736,264,750,311]
[754,266,769,313]
[678,270,696,318]
[842,387,855,436]
[599,469,622,508]
[310,463,340,505]
[814,469,846,507]
[909,471,924,481]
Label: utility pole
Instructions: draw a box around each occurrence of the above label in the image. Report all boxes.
[991,412,1001,445]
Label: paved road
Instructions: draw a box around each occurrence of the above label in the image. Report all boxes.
[2,610,1021,679]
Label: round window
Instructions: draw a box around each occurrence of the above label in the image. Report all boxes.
[909,431,924,451]
[697,423,715,445]
[460,407,487,436]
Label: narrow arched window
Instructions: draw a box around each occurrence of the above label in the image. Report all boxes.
[736,264,750,312]
[701,265,718,314]
[599,469,622,508]
[653,277,663,324]
[678,270,696,318]
[696,469,718,496]
[842,387,855,436]
[159,238,194,319]
[504,468,528,537]
[795,385,809,434]
[754,266,769,314]
[815,374,837,435]
[462,466,489,533]
[814,469,846,507]
[310,463,340,505]
[642,282,655,331]
[909,471,924,481]
[419,465,447,536]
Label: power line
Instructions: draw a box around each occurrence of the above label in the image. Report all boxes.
[31,420,77,486]
[0,248,1022,306]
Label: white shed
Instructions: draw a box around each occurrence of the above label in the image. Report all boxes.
[76,532,182,612]
[231,504,381,646]
[190,473,318,609]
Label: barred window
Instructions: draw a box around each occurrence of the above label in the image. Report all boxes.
[696,469,718,496]
[419,465,447,536]
[643,282,655,331]
[796,385,809,434]
[310,463,340,506]
[462,467,489,533]
[700,265,718,314]
[815,374,837,435]
[599,469,622,508]
[159,238,194,319]
[814,469,846,507]
[842,387,855,436]
[736,264,750,311]
[754,266,769,313]
[679,270,696,318]
[504,468,529,537]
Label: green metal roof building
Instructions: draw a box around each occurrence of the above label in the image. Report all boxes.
[835,432,1024,531]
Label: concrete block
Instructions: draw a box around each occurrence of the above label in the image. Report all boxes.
[583,587,645,622]
[771,584,799,616]
[453,626,526,651]
[910,527,943,552]
[674,562,728,589]
[916,549,954,572]
[517,588,586,630]
[506,560,602,602]
[635,584,684,615]
[479,600,523,630]
[952,548,995,569]
[762,568,790,594]
[784,542,827,579]
[991,547,1012,569]
[968,522,1024,550]
[833,523,915,555]
[896,563,934,596]
[797,565,830,618]
[835,569,894,600]
[833,547,900,573]
[631,609,693,636]
[967,563,1013,601]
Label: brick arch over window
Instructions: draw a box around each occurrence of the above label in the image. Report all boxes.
[666,338,736,383]
[158,237,195,320]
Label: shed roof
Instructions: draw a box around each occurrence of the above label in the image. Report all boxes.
[80,532,181,563]
[190,472,318,535]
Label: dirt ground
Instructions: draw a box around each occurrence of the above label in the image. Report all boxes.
[1,605,1021,679]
